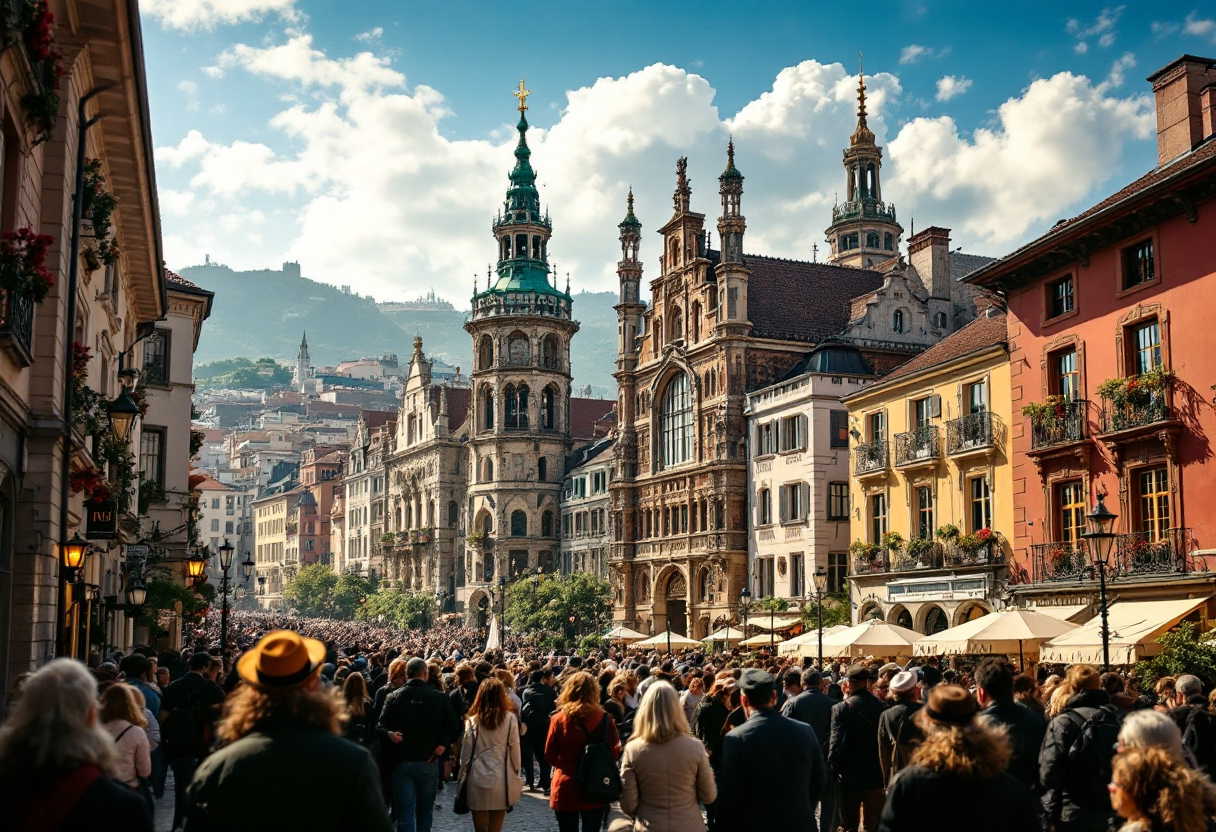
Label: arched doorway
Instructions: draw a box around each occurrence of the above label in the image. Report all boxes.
[923,605,949,635]
[890,605,913,630]
[665,572,687,636]
[956,602,989,625]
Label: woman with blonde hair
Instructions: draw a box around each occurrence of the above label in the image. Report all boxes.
[545,671,621,832]
[1109,746,1216,832]
[0,659,152,831]
[99,683,153,810]
[620,681,716,832]
[458,677,522,832]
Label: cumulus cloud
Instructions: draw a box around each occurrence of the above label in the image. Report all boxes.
[1101,53,1137,90]
[1066,6,1125,51]
[155,34,1156,305]
[935,75,972,101]
[355,27,383,42]
[900,44,949,64]
[1184,12,1216,42]
[887,71,1153,246]
[142,0,299,31]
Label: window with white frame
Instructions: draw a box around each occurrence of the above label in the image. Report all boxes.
[778,415,807,453]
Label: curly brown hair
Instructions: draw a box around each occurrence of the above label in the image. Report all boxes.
[469,677,510,730]
[909,721,1011,780]
[1113,747,1211,832]
[557,671,603,718]
[218,682,346,743]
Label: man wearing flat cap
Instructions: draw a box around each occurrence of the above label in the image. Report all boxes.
[828,663,886,832]
[181,630,392,832]
[714,668,827,832]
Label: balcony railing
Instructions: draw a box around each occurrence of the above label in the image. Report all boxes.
[1032,530,1192,582]
[851,551,890,574]
[946,412,1002,456]
[895,426,939,467]
[0,289,34,365]
[831,198,898,224]
[1101,394,1170,434]
[1030,400,1088,450]
[853,440,888,476]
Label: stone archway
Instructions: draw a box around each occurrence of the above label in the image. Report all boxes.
[665,571,688,637]
[955,601,990,626]
[888,603,913,630]
[921,604,949,635]
[466,589,491,631]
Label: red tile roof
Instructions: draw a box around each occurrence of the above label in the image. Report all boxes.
[571,397,615,443]
[741,253,885,342]
[867,311,1008,387]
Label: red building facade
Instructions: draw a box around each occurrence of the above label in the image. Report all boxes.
[968,55,1216,608]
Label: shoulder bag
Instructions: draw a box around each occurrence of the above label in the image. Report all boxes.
[453,721,478,815]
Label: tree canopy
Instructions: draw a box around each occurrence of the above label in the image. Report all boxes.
[357,589,437,630]
[282,564,376,619]
[503,572,612,647]
[194,357,292,390]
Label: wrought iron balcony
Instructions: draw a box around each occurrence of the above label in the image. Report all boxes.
[942,539,1001,568]
[1101,394,1170,434]
[851,550,890,574]
[895,426,939,467]
[853,440,888,477]
[0,289,34,366]
[1115,529,1191,576]
[1029,400,1088,450]
[1032,541,1090,582]
[946,412,1002,456]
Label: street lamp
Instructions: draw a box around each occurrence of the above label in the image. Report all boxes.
[1081,493,1119,673]
[739,585,752,645]
[241,552,254,581]
[217,539,235,652]
[498,575,507,649]
[126,581,147,608]
[61,533,89,583]
[187,550,207,586]
[106,392,141,444]
[813,566,829,671]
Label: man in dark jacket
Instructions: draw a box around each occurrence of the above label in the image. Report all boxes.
[1169,674,1216,774]
[877,671,923,788]
[182,630,391,832]
[160,651,225,832]
[378,657,462,832]
[715,669,826,832]
[975,657,1045,795]
[519,669,558,791]
[828,664,886,832]
[782,670,836,832]
[1039,666,1120,832]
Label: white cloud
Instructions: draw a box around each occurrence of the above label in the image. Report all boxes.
[142,0,299,31]
[1101,53,1136,90]
[1151,20,1180,37]
[899,44,949,64]
[177,80,198,96]
[1066,6,1125,51]
[1184,12,1216,42]
[887,71,1153,246]
[155,35,1157,306]
[159,189,195,216]
[935,75,972,101]
[355,27,383,42]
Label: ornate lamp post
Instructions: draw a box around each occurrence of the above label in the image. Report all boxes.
[61,533,89,583]
[187,550,207,588]
[126,580,147,609]
[739,585,752,645]
[813,566,829,671]
[217,539,235,652]
[1081,494,1119,673]
[241,552,254,583]
[106,391,141,444]
[498,575,507,649]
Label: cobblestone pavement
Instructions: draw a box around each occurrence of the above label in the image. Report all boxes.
[154,770,624,832]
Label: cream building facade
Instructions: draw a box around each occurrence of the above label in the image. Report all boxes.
[561,436,614,580]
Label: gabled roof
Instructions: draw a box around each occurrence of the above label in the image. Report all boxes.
[565,435,615,475]
[739,252,884,342]
[571,398,615,443]
[861,311,1008,391]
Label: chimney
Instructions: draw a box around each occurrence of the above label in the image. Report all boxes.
[1147,55,1216,166]
[1204,82,1216,146]
[907,226,951,300]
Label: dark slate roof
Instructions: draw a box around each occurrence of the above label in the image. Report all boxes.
[737,252,884,342]
[948,251,997,282]
[868,311,1008,388]
[776,340,874,383]
[571,398,615,443]
[564,435,615,476]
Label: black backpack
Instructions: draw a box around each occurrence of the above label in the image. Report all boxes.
[1181,706,1216,774]
[1066,705,1123,806]
[577,715,622,804]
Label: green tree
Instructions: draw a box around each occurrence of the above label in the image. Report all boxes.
[332,572,376,619]
[357,588,437,630]
[195,357,292,390]
[1135,621,1216,689]
[756,596,790,613]
[504,572,612,642]
[802,592,852,630]
[282,563,338,617]
[135,573,210,640]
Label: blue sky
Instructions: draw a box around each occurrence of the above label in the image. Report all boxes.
[140,1,1216,302]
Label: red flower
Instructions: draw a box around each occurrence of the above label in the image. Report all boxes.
[976,528,993,542]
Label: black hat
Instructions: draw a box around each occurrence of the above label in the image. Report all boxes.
[738,668,776,701]
[845,663,872,683]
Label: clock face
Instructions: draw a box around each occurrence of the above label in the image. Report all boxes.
[509,337,529,364]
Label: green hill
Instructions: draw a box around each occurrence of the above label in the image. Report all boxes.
[183,265,619,393]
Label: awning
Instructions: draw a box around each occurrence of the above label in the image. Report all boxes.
[751,616,803,631]
[1038,596,1211,666]
[1028,604,1092,623]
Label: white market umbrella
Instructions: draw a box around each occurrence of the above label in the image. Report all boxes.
[635,631,701,651]
[603,625,649,642]
[751,615,804,631]
[820,618,921,659]
[914,609,1079,667]
[740,632,787,648]
[778,625,850,655]
[701,627,746,645]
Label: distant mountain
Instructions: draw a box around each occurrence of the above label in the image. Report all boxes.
[183,264,619,394]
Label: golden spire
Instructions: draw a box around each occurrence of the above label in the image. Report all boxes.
[514,78,531,113]
[857,53,867,126]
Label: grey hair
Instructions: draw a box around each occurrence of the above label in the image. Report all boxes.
[1118,709,1184,758]
[1175,674,1203,697]
[0,659,116,778]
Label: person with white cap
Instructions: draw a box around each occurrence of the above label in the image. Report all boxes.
[878,670,923,788]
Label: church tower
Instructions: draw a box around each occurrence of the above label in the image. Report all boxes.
[463,80,577,595]
[826,60,903,268]
[293,331,310,394]
[616,189,644,373]
[715,140,750,334]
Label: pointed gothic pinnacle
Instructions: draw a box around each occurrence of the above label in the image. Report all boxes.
[857,53,868,125]
[727,137,735,166]
[627,187,634,214]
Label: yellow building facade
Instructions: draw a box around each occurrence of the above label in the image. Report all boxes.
[843,311,1013,633]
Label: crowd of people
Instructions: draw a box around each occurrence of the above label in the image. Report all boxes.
[3,609,1216,832]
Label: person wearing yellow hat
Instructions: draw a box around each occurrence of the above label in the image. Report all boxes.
[180,630,392,832]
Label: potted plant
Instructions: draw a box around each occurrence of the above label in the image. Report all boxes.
[0,227,55,303]
[849,539,879,562]
[1048,544,1073,577]
[905,536,933,565]
[936,524,960,544]
[1021,395,1067,427]
[881,530,904,552]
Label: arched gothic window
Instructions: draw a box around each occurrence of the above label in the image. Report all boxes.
[866,231,880,248]
[510,510,527,537]
[893,310,904,333]
[542,386,556,430]
[448,501,459,528]
[659,373,693,468]
[933,311,947,329]
[669,307,682,342]
[505,384,529,429]
[884,232,894,251]
[541,510,553,537]
[478,336,494,370]
[481,387,494,430]
[541,334,558,369]
[483,457,494,482]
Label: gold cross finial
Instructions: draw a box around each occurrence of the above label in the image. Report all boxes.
[514,79,531,113]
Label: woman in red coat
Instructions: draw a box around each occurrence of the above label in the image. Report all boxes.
[545,671,622,832]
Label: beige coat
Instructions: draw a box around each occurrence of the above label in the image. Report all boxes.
[459,712,522,811]
[620,734,717,832]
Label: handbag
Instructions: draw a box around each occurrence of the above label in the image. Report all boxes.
[576,713,622,804]
[453,722,478,815]
[504,713,522,812]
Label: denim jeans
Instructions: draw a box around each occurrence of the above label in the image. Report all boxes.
[169,756,199,831]
[392,760,440,832]
[150,745,167,797]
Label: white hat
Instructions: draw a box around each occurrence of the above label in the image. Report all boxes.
[890,670,918,694]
